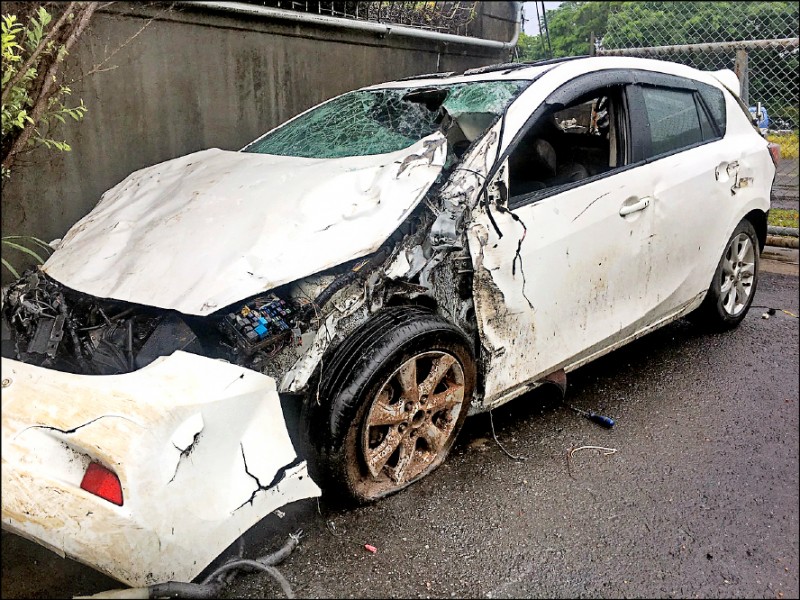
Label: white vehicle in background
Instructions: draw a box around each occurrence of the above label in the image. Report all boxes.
[1,55,775,588]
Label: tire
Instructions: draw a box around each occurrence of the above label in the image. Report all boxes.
[301,307,476,504]
[691,219,760,331]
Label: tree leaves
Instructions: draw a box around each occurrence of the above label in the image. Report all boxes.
[1,3,96,178]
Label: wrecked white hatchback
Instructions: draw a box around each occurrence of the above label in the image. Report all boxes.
[1,56,774,587]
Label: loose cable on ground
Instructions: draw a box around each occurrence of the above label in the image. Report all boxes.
[565,446,618,480]
[488,408,526,461]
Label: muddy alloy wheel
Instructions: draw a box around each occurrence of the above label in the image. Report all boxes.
[362,351,465,485]
[302,307,475,504]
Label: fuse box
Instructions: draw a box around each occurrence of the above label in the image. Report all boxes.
[220,294,296,356]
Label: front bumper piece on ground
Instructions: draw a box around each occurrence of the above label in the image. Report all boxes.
[1,351,320,587]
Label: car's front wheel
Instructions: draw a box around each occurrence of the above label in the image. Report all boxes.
[691,219,760,330]
[302,307,475,504]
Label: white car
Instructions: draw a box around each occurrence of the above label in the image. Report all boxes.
[1,56,775,587]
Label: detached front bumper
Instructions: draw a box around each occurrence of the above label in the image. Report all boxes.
[1,351,320,587]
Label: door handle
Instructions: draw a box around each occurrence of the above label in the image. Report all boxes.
[619,197,651,216]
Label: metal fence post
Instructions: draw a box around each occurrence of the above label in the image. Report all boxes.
[734,47,749,105]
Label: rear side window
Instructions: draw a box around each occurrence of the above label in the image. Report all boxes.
[641,87,702,156]
[697,99,716,140]
[697,83,727,136]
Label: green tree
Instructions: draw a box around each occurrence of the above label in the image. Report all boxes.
[2,2,98,179]
[544,1,623,58]
[603,1,798,48]
[516,31,547,62]
[2,2,98,278]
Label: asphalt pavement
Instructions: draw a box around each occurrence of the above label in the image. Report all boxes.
[2,260,798,599]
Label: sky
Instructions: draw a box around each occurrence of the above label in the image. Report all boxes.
[522,1,564,35]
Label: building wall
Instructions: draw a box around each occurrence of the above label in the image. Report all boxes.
[1,2,517,279]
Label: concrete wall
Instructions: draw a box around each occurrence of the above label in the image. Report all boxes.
[1,2,517,280]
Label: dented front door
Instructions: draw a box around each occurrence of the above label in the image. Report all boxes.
[468,171,656,405]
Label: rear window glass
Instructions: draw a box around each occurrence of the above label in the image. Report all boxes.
[642,87,702,156]
[243,81,529,159]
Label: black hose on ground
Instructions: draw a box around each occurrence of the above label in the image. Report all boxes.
[79,532,302,599]
[148,562,293,599]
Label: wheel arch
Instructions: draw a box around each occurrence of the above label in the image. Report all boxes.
[299,305,476,503]
[744,208,767,251]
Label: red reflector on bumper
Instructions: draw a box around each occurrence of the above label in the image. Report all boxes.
[80,462,123,506]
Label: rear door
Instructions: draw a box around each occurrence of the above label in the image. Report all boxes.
[625,75,766,316]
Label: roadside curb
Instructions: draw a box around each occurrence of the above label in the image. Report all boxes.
[762,246,799,276]
[766,235,799,249]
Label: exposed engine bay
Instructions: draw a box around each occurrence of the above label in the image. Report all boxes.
[1,260,364,378]
[1,208,479,390]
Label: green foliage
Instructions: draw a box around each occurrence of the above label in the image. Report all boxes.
[1,235,53,279]
[767,209,799,229]
[515,31,547,62]
[517,2,623,60]
[603,1,799,48]
[1,5,87,179]
[602,1,799,127]
[544,1,623,58]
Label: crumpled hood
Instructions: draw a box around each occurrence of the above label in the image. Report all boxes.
[43,133,446,315]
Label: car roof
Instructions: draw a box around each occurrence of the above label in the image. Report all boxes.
[363,55,730,92]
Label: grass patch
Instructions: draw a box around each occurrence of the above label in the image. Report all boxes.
[768,208,799,228]
[767,132,799,159]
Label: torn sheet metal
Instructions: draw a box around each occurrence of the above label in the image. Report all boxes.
[280,284,368,393]
[1,352,320,587]
[42,133,446,316]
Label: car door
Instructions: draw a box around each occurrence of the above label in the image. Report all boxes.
[467,76,659,405]
[623,77,746,318]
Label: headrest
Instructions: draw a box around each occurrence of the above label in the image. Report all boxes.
[531,138,557,177]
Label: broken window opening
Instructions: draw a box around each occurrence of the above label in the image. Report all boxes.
[244,81,530,160]
[508,86,626,199]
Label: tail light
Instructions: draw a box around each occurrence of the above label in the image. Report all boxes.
[80,462,124,506]
[767,142,780,168]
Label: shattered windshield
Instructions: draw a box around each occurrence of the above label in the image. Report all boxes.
[243,80,530,159]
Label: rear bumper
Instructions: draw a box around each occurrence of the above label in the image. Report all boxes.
[1,351,320,586]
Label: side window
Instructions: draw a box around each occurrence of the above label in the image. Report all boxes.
[696,95,717,141]
[641,86,702,156]
[507,86,627,201]
[697,83,727,136]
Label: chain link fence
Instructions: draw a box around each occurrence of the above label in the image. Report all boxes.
[596,1,799,199]
[236,1,479,36]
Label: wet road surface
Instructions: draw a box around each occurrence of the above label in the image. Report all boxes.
[2,265,798,599]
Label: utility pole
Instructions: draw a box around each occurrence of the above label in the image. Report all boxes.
[533,1,547,58]
[541,1,553,58]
